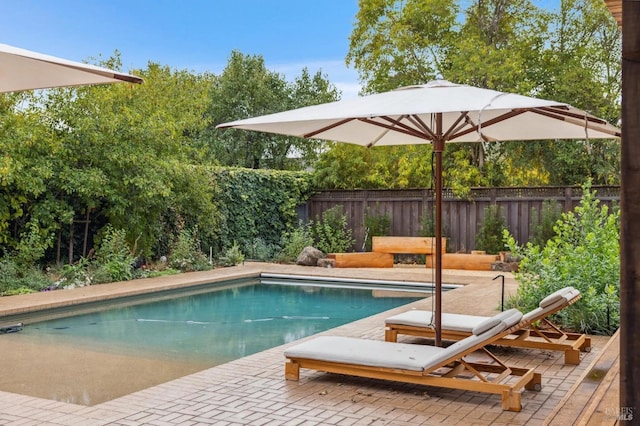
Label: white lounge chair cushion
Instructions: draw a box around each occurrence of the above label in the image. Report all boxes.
[386,288,580,330]
[286,309,523,373]
[385,308,524,335]
[539,286,577,308]
[421,308,522,371]
[386,310,480,332]
[523,287,580,322]
[285,336,443,371]
[472,308,522,335]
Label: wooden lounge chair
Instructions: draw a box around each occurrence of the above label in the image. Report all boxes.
[385,286,591,365]
[285,308,541,412]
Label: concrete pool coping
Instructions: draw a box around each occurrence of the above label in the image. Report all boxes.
[0,262,618,425]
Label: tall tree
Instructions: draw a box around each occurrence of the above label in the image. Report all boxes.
[2,55,221,262]
[203,51,339,170]
[532,0,621,185]
[329,0,621,192]
[347,0,459,94]
[491,0,621,186]
[0,92,65,254]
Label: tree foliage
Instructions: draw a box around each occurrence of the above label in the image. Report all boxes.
[1,48,330,275]
[201,51,340,170]
[313,144,433,189]
[1,55,220,263]
[315,0,621,192]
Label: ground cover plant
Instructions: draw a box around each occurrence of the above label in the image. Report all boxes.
[503,182,619,335]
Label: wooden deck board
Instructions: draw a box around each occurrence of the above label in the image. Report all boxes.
[544,329,620,425]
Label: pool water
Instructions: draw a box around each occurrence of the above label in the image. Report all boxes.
[24,282,425,365]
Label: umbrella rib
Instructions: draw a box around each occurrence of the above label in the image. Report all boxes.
[538,106,608,124]
[534,108,621,137]
[359,116,431,146]
[442,112,470,140]
[450,109,528,140]
[303,115,431,145]
[379,115,432,139]
[303,118,356,138]
[409,115,438,140]
[462,115,489,142]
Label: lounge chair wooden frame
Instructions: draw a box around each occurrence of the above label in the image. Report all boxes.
[385,291,590,365]
[285,318,542,412]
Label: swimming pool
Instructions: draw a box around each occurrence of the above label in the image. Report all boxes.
[22,280,427,364]
[1,276,439,405]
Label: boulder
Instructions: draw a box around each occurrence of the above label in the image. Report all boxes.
[317,258,336,268]
[296,246,325,266]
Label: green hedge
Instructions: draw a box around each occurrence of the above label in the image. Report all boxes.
[208,167,314,256]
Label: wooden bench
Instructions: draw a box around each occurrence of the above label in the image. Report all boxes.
[327,252,394,268]
[328,237,446,268]
[372,236,446,255]
[425,253,499,271]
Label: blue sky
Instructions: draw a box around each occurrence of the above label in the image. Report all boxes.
[0,0,361,97]
[0,1,562,100]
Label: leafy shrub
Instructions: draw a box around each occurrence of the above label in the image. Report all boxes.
[92,225,136,284]
[530,200,563,247]
[0,222,54,294]
[245,237,280,261]
[169,227,211,272]
[419,209,436,237]
[475,204,507,254]
[363,206,391,251]
[0,258,51,295]
[504,182,619,335]
[219,241,245,266]
[309,205,354,253]
[278,221,314,262]
[13,221,55,268]
[56,257,93,288]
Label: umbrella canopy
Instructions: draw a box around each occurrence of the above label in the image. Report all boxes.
[217,79,621,345]
[218,80,620,145]
[0,43,143,93]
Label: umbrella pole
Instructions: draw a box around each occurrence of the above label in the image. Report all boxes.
[434,114,444,347]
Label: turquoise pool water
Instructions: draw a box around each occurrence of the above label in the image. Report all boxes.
[24,281,425,364]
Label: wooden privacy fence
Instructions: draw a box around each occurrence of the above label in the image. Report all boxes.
[303,186,620,253]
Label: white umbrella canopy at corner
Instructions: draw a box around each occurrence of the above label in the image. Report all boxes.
[216,79,621,346]
[217,80,620,145]
[0,43,143,93]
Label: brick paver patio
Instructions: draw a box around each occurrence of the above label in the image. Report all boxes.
[0,263,616,425]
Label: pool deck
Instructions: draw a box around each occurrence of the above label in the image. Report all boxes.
[0,262,620,425]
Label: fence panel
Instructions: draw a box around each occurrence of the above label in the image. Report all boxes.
[305,186,619,252]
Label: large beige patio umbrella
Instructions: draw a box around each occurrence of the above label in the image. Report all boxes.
[0,42,143,93]
[217,79,621,346]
